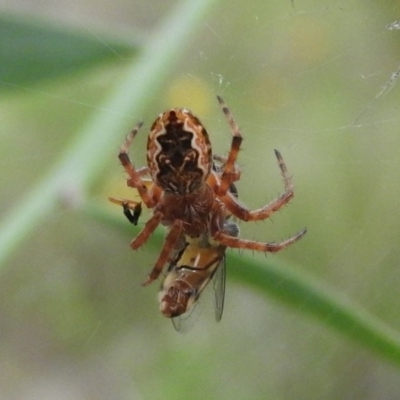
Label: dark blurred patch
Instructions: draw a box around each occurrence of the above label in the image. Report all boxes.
[0,15,136,89]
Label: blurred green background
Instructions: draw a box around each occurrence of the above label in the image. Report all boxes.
[1,0,400,399]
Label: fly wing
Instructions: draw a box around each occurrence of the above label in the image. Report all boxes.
[213,221,238,322]
[213,254,226,322]
[171,250,225,332]
[172,297,203,332]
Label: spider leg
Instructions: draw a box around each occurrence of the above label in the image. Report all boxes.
[118,121,156,208]
[142,220,184,286]
[216,96,243,196]
[109,166,161,223]
[212,154,241,183]
[130,211,163,250]
[210,192,306,253]
[214,228,307,253]
[220,149,294,221]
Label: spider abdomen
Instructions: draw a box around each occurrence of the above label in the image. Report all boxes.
[147,108,212,195]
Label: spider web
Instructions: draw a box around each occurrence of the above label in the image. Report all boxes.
[0,0,400,399]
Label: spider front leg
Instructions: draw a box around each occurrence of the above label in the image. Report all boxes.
[118,121,156,208]
[216,96,243,196]
[109,166,162,225]
[221,149,295,222]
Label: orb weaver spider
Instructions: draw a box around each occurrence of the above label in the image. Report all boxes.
[109,96,307,296]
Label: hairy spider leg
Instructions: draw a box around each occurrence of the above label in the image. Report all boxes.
[142,220,184,286]
[129,211,163,250]
[118,121,157,209]
[109,167,161,225]
[210,201,307,253]
[214,228,307,252]
[216,96,243,196]
[219,149,295,222]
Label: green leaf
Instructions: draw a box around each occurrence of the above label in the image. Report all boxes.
[84,201,400,368]
[0,14,135,87]
[230,254,400,367]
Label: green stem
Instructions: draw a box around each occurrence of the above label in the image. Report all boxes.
[230,257,400,367]
[0,0,218,268]
[84,202,400,368]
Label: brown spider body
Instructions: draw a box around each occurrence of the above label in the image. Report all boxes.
[147,109,212,195]
[157,186,215,237]
[110,96,306,298]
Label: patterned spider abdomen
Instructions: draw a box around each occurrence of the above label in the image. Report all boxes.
[147,109,212,195]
